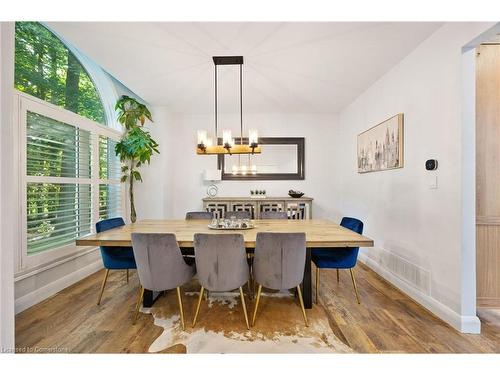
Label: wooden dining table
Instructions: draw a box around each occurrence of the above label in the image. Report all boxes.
[76,219,374,309]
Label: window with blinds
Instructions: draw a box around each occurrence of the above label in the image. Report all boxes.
[22,102,123,262]
[26,112,93,255]
[98,136,122,220]
[15,22,125,270]
[99,184,122,220]
[26,183,92,254]
[99,136,121,180]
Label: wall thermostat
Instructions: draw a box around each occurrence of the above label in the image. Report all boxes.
[425,159,438,170]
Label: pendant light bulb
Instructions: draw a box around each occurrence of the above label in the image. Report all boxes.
[249,129,259,146]
[197,130,207,145]
[222,130,232,146]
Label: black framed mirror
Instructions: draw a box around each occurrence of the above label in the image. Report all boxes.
[217,137,305,180]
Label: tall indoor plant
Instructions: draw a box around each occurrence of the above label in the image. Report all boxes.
[115,95,159,223]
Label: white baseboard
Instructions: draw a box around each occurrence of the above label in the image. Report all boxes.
[358,253,481,334]
[15,260,103,314]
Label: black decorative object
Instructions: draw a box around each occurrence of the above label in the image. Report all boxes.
[288,190,304,198]
[425,159,438,170]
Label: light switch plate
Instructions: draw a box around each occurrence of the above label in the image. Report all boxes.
[428,175,438,189]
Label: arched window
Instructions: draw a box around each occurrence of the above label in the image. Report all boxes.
[14,22,124,268]
[14,22,107,125]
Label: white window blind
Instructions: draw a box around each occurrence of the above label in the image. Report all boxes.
[27,183,92,254]
[19,94,124,270]
[98,136,122,220]
[26,112,93,255]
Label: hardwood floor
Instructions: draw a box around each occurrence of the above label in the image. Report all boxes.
[15,263,500,353]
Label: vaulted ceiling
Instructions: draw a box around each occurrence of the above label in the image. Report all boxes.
[48,22,442,114]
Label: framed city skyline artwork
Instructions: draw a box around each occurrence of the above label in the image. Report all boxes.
[357,113,404,173]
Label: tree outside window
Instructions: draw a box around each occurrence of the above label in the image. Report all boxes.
[15,22,106,124]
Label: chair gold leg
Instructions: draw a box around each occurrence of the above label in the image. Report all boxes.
[251,284,262,327]
[133,286,144,324]
[192,286,205,328]
[315,267,320,304]
[337,269,340,282]
[126,269,129,283]
[296,286,309,327]
[349,268,361,304]
[176,287,186,330]
[96,269,110,305]
[239,287,250,330]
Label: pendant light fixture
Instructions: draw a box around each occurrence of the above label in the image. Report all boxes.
[196,56,261,155]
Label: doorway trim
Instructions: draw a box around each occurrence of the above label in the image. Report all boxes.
[460,22,500,334]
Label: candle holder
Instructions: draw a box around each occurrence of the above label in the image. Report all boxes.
[197,143,207,153]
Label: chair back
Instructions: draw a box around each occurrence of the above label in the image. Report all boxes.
[340,217,364,235]
[186,211,213,220]
[96,217,125,233]
[260,211,288,219]
[194,233,249,292]
[254,232,306,290]
[339,217,364,268]
[96,217,136,270]
[224,211,251,220]
[131,233,195,291]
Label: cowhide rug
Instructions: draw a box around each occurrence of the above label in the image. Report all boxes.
[139,280,352,354]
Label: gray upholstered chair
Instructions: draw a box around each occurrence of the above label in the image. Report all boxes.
[224,210,251,220]
[260,211,288,219]
[131,233,195,329]
[192,233,250,329]
[185,211,213,220]
[252,232,308,327]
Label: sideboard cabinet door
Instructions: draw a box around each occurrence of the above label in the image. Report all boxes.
[285,201,311,220]
[231,202,257,219]
[204,202,228,219]
[258,201,285,219]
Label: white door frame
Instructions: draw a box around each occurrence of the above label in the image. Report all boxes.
[460,22,500,333]
[0,22,16,352]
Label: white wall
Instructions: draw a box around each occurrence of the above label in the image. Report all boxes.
[135,110,338,220]
[332,22,496,333]
[0,22,16,351]
[133,106,173,219]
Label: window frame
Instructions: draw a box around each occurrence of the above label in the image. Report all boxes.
[15,91,125,272]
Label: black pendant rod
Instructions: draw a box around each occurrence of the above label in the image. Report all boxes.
[240,64,243,144]
[215,64,218,143]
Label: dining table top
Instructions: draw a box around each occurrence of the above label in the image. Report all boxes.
[76,219,374,248]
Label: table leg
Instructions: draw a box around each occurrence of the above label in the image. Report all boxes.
[142,289,161,308]
[301,248,312,309]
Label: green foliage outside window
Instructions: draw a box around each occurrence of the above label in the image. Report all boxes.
[16,22,120,255]
[26,112,92,254]
[15,22,106,124]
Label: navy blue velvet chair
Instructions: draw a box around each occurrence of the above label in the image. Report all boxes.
[95,217,137,305]
[311,217,364,304]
